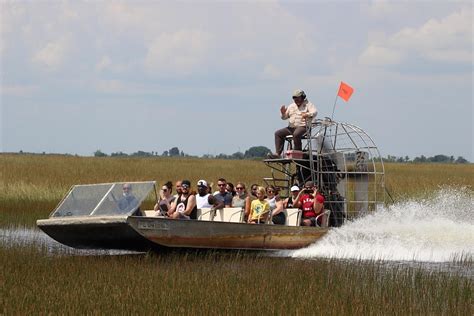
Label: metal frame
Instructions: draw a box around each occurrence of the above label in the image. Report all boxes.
[264,118,385,224]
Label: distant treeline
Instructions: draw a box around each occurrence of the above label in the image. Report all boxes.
[93,146,272,160]
[383,154,469,164]
[10,149,470,163]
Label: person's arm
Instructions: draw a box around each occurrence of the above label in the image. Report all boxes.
[183,195,197,216]
[272,197,284,216]
[313,190,324,215]
[167,199,177,217]
[292,190,305,208]
[244,196,251,217]
[247,201,255,223]
[304,101,317,120]
[280,104,289,120]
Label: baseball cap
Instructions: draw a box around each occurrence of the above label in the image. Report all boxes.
[182,180,191,188]
[292,89,305,98]
[290,185,300,192]
[197,179,208,187]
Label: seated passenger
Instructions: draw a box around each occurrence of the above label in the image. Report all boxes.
[196,179,217,209]
[293,181,325,226]
[266,185,285,225]
[226,182,237,197]
[167,180,197,220]
[284,185,300,208]
[213,178,233,207]
[154,181,175,216]
[117,183,140,215]
[248,186,270,224]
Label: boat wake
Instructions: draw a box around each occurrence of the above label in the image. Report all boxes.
[290,187,473,263]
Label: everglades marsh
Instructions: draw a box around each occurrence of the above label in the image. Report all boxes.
[0,154,472,314]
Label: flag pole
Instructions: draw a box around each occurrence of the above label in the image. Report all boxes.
[330,87,339,121]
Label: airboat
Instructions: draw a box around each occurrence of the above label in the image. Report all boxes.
[37,118,385,251]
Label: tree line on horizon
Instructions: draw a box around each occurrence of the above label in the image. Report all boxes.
[10,148,470,163]
[92,148,470,164]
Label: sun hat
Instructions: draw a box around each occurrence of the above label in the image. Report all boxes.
[292,89,305,98]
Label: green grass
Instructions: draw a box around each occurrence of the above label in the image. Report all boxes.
[0,246,471,315]
[0,154,472,314]
[0,154,472,227]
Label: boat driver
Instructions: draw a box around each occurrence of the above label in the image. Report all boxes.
[269,89,318,158]
[117,183,140,215]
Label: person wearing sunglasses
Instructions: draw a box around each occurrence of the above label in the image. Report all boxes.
[213,178,233,208]
[168,180,197,220]
[154,181,175,216]
[269,89,317,159]
[265,185,285,225]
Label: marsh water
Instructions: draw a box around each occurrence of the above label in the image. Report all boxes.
[1,188,472,277]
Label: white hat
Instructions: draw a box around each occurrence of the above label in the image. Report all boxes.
[290,185,300,192]
[197,179,208,187]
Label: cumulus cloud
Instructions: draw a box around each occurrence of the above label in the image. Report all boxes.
[144,30,212,76]
[359,7,472,69]
[32,37,69,69]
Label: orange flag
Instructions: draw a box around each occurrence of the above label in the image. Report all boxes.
[337,81,354,102]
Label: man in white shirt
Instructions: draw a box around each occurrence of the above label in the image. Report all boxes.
[270,89,317,158]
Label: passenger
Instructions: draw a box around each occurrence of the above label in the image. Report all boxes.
[154,181,175,216]
[266,185,285,225]
[196,179,219,209]
[248,186,270,224]
[293,181,325,226]
[213,178,233,207]
[174,180,183,199]
[250,184,259,199]
[269,89,317,158]
[226,182,237,197]
[284,185,300,208]
[117,183,140,214]
[232,182,256,222]
[167,180,197,220]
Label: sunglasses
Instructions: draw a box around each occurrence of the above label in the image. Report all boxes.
[267,190,275,193]
[162,188,168,192]
[181,185,189,189]
[236,187,244,190]
[218,184,226,187]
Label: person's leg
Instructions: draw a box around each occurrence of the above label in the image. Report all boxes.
[292,126,308,151]
[274,127,293,155]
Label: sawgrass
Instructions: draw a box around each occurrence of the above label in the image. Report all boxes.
[0,246,471,315]
[0,154,472,226]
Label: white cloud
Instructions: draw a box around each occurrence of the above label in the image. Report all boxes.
[360,7,472,68]
[144,30,212,76]
[32,37,70,69]
[261,64,281,80]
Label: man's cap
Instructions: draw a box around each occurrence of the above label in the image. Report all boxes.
[304,181,314,188]
[292,89,305,98]
[197,179,208,187]
[290,185,300,192]
[182,180,191,187]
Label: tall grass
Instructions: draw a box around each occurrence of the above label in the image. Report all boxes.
[1,154,472,226]
[0,246,471,315]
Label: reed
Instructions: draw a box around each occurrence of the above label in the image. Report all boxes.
[0,246,471,315]
[0,154,472,226]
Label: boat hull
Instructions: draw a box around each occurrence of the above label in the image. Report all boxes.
[37,216,328,251]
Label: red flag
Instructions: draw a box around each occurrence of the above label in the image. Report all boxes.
[337,81,354,102]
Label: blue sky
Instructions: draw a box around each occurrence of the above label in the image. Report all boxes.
[1,1,472,160]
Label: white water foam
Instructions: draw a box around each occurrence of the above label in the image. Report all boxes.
[290,187,473,263]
